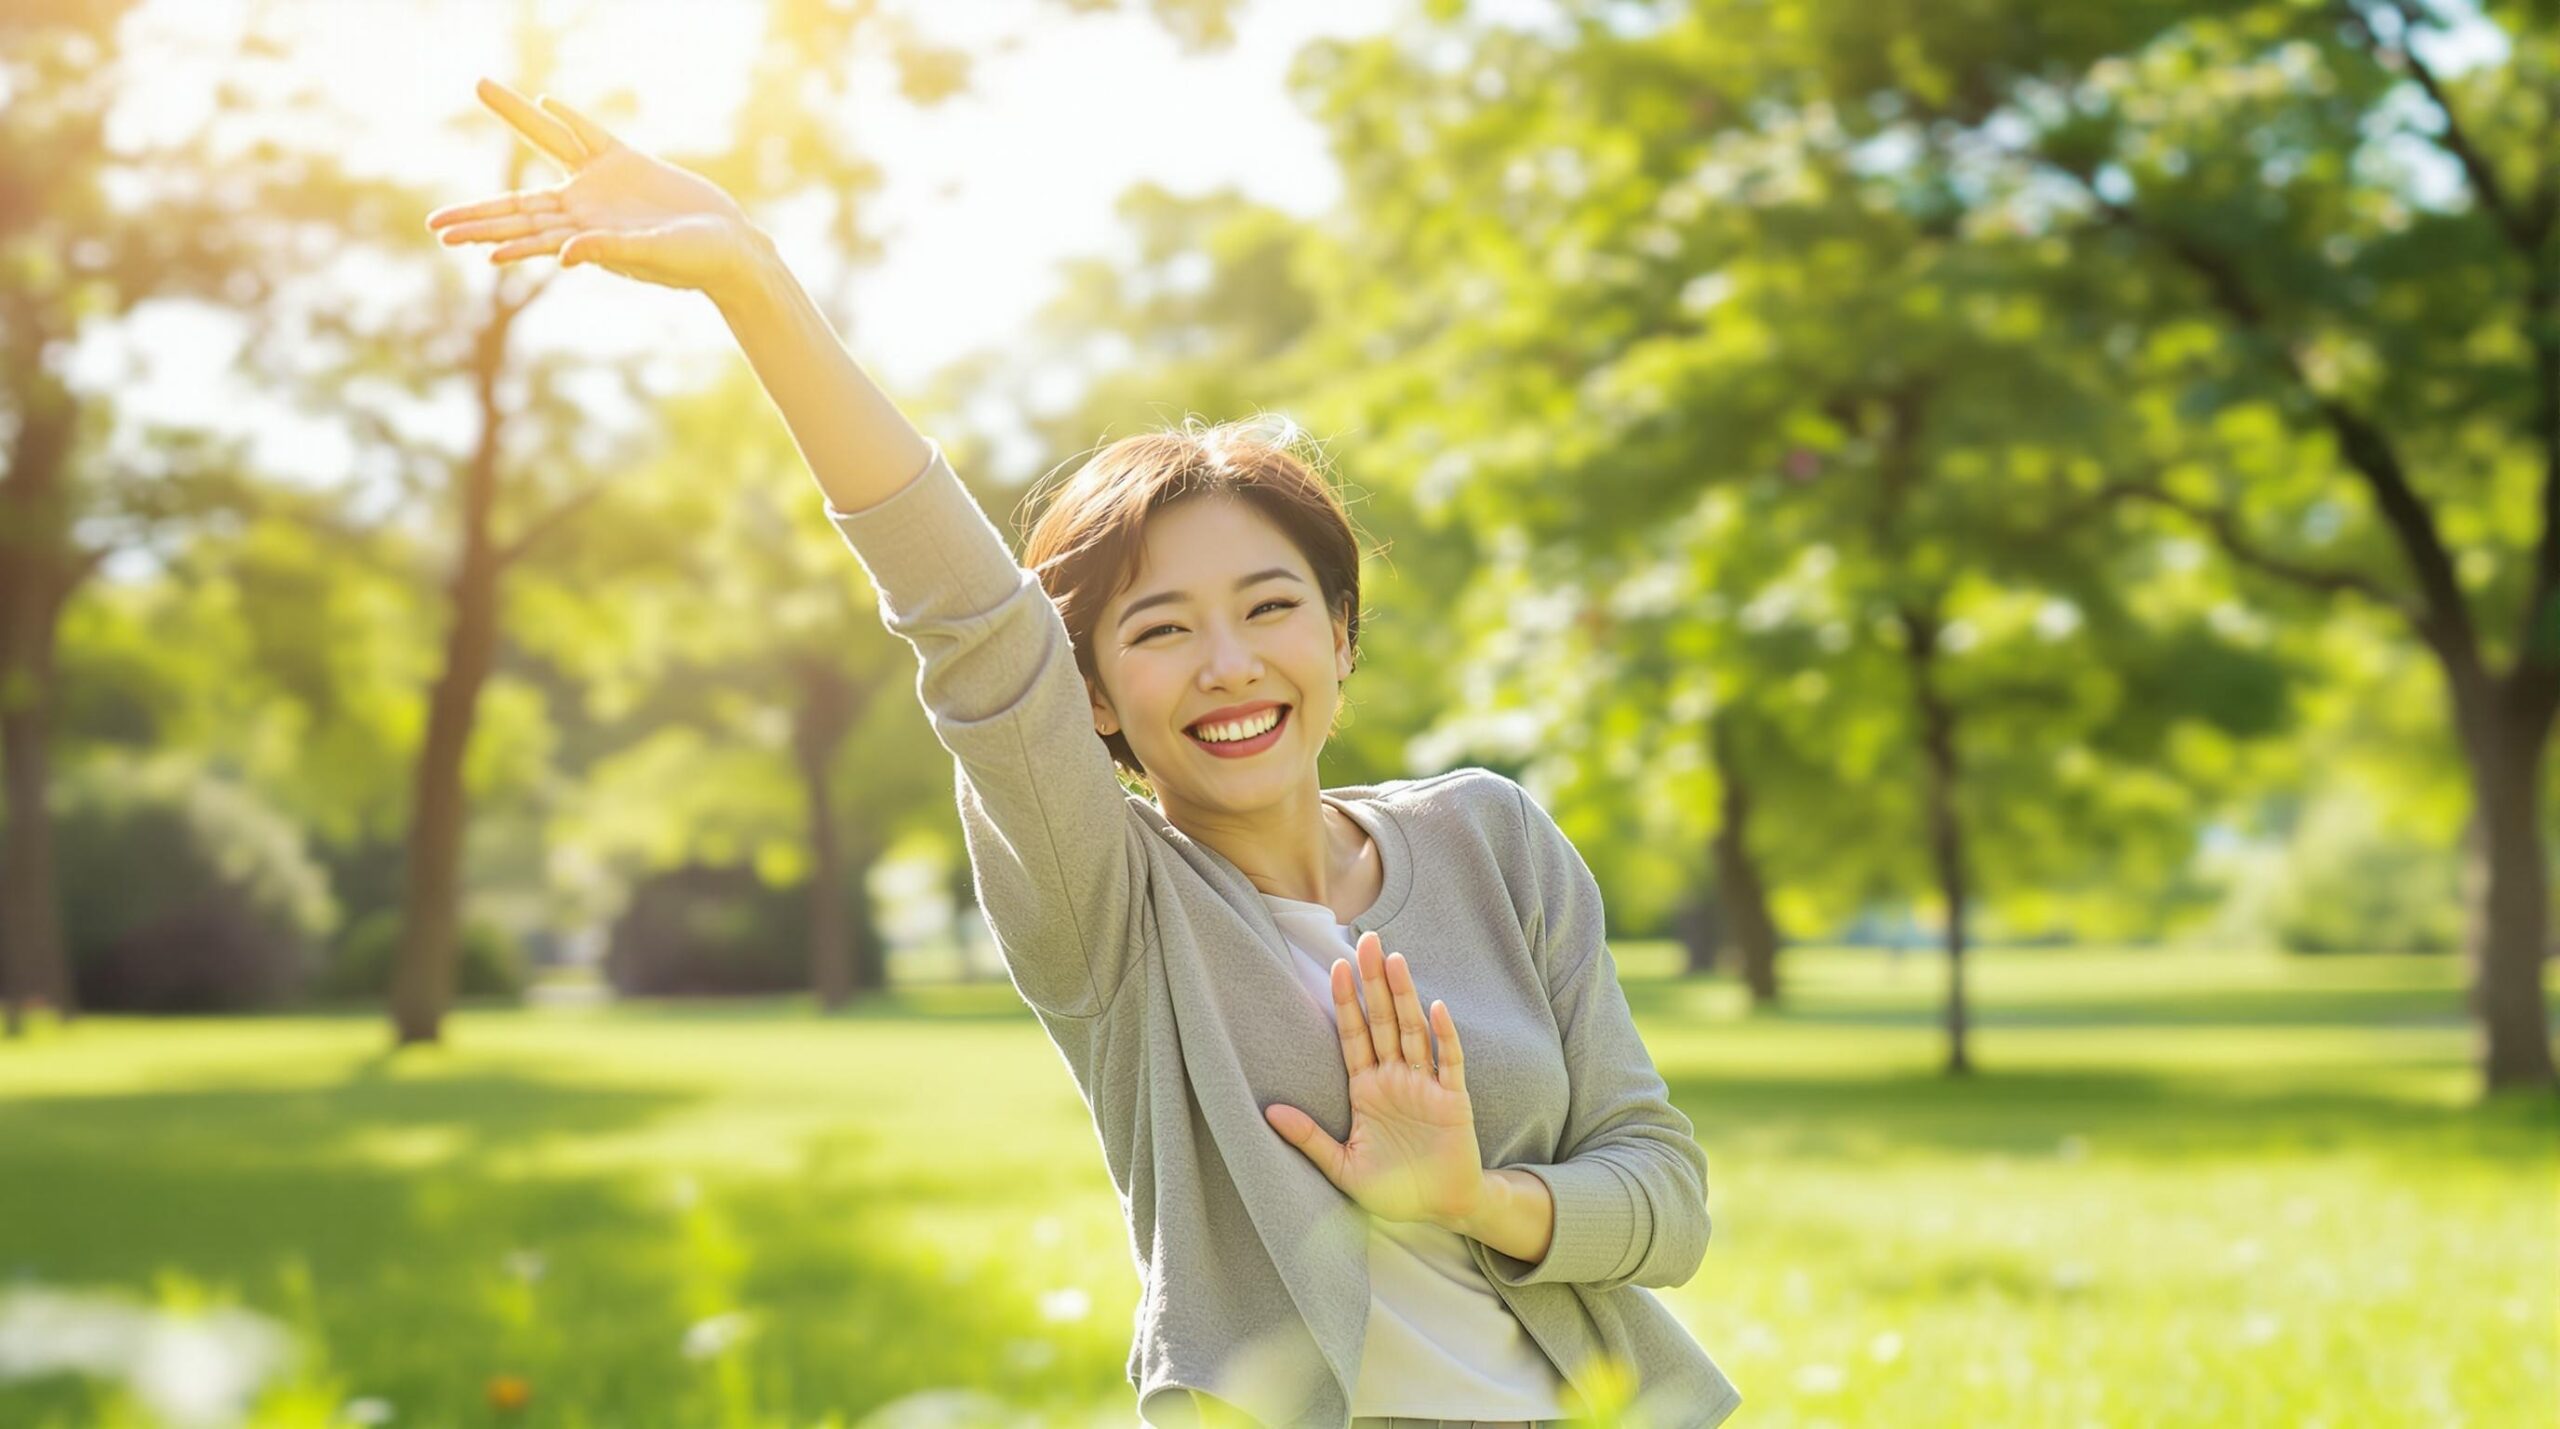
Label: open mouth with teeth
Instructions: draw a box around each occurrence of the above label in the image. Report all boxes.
[1185,705,1290,757]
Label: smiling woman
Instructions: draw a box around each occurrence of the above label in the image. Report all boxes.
[1020,418,1363,788]
[427,75,1736,1429]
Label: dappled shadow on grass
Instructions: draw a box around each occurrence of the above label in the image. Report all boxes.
[596,980,1038,1027]
[1663,1063,2560,1165]
[0,1061,1122,1426]
[1619,977,2485,1030]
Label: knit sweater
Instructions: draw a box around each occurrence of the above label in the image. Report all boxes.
[825,440,1742,1429]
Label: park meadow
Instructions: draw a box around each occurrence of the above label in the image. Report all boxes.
[4,944,2552,1426]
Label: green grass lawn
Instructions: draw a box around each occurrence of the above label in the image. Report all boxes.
[1,945,2552,1427]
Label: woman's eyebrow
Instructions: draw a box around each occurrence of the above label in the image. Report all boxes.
[1117,568,1305,626]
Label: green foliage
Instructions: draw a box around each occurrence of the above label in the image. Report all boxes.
[320,908,524,1001]
[53,755,336,1012]
[2258,791,2466,956]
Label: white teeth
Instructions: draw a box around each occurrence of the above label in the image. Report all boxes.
[1192,707,1282,743]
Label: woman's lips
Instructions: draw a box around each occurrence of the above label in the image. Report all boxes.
[1185,706,1289,759]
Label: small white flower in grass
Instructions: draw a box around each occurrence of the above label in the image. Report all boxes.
[2227,1237,2263,1268]
[1037,1287,1090,1323]
[343,1397,396,1424]
[669,1175,700,1211]
[2239,1309,2281,1347]
[2051,1260,2095,1293]
[1867,1330,1903,1364]
[2056,1134,2089,1162]
[502,1250,546,1283]
[1791,1362,1846,1395]
[129,1307,296,1429]
[1031,1216,1063,1246]
[681,1311,755,1360]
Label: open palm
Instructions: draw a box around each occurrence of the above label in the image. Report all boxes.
[1264,932,1485,1227]
[425,78,755,295]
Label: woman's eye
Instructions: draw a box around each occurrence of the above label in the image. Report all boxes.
[1253,599,1301,617]
[1136,624,1181,642]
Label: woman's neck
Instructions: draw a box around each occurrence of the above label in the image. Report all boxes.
[1166,783,1365,910]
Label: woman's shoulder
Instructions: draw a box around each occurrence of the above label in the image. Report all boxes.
[1326,765,1527,840]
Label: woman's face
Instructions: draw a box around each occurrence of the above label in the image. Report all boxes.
[1085,495,1352,819]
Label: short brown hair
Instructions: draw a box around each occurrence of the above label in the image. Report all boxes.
[1018,415,1366,787]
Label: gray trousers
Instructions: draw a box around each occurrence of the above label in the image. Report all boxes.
[1348,1420,1555,1428]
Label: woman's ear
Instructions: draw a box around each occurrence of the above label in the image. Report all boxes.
[1087,676,1119,737]
[1333,608,1354,681]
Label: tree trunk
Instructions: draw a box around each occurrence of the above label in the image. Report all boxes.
[792,659,867,1011]
[0,375,82,1036]
[388,294,519,1048]
[388,528,499,1045]
[1674,886,1722,977]
[848,843,886,996]
[1708,719,1783,1005]
[803,751,852,1012]
[1900,606,1973,1077]
[2458,691,2558,1094]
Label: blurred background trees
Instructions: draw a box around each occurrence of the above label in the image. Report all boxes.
[0,0,2549,1097]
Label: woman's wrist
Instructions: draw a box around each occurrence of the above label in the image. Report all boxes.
[1440,1166,1555,1265]
[705,219,788,318]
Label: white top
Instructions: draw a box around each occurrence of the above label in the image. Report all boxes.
[1257,891,1574,1419]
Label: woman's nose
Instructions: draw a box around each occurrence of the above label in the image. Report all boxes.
[1197,623,1265,687]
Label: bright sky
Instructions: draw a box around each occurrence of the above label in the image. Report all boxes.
[76,0,1399,490]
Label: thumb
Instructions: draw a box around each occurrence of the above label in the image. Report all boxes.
[1263,1102,1346,1186]
[559,231,612,270]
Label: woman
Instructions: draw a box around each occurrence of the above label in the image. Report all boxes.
[426,78,1740,1429]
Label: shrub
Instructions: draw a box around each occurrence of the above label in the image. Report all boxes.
[320,908,524,1001]
[2266,795,2464,955]
[55,756,335,1011]
[604,862,808,995]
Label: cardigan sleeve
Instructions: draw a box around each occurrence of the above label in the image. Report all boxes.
[825,440,1146,1021]
[1481,778,1713,1292]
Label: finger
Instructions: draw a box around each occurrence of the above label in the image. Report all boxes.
[1431,1000,1465,1095]
[1329,959,1375,1075]
[435,210,560,246]
[1263,1103,1346,1187]
[426,188,559,231]
[1385,952,1431,1074]
[489,224,575,264]
[538,94,623,157]
[476,77,586,169]
[1356,932,1398,1068]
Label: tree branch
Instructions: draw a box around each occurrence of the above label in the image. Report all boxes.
[2341,2,2560,687]
[2083,479,2410,611]
[493,478,608,570]
[2077,192,2482,663]
[2345,1,2552,254]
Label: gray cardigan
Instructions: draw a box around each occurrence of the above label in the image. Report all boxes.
[827,441,1741,1429]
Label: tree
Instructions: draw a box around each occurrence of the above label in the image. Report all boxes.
[1744,0,2560,1094]
[1284,4,2301,1065]
[542,366,955,1008]
[0,2,407,1035]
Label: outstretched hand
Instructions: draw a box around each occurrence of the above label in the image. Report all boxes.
[424,78,760,296]
[1263,931,1486,1228]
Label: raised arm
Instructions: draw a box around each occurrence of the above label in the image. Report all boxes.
[426,80,1146,1019]
[424,78,927,510]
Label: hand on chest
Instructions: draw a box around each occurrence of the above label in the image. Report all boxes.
[1236,904,1575,1164]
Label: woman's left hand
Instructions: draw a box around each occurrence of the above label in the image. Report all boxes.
[1264,931,1485,1228]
